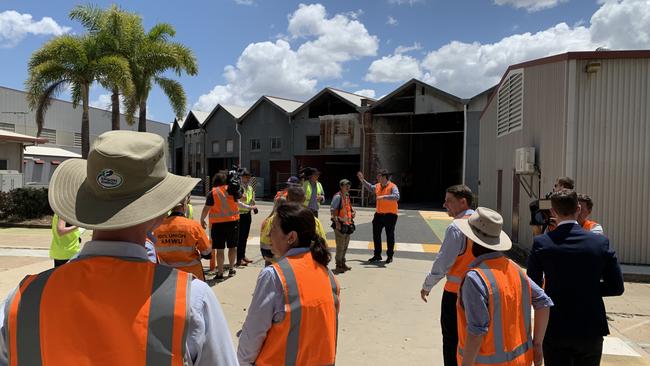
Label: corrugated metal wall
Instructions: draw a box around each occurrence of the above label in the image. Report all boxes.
[571,58,650,264]
[479,61,568,250]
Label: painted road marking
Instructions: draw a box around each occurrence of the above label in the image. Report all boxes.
[0,248,50,257]
[603,336,642,357]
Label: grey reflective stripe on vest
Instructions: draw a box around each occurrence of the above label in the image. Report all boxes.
[15,269,55,366]
[161,259,202,268]
[210,188,239,219]
[327,270,340,350]
[278,258,302,366]
[446,275,462,283]
[155,246,197,253]
[147,265,180,366]
[518,270,532,335]
[458,262,533,364]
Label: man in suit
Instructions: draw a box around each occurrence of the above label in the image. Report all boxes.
[527,189,624,366]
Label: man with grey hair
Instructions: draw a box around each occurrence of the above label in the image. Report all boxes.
[0,131,237,365]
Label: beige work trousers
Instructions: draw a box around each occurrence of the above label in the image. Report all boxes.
[334,229,351,266]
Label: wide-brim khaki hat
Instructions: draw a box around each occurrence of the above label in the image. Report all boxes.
[49,130,200,230]
[454,207,512,251]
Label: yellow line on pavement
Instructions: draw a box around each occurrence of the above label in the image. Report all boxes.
[422,244,441,253]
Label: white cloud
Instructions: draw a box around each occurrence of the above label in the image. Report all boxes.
[194,3,379,111]
[234,0,255,5]
[395,42,422,54]
[365,0,650,98]
[0,10,70,47]
[365,54,423,82]
[89,93,112,110]
[354,89,376,98]
[388,0,424,5]
[494,0,567,12]
[386,16,398,26]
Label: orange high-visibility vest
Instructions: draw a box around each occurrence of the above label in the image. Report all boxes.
[444,214,476,293]
[255,251,340,366]
[209,185,240,224]
[375,182,398,214]
[154,213,211,280]
[457,256,533,366]
[334,192,353,225]
[7,256,191,366]
[582,220,598,231]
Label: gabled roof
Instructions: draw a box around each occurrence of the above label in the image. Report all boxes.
[481,50,650,119]
[291,87,375,116]
[238,95,304,121]
[0,130,48,144]
[191,110,210,125]
[369,78,463,111]
[221,105,248,119]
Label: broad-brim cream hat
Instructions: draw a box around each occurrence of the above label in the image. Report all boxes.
[48,130,200,230]
[453,207,512,251]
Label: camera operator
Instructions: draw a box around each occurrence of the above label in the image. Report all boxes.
[331,178,356,274]
[201,170,241,279]
[531,176,575,235]
[237,169,258,267]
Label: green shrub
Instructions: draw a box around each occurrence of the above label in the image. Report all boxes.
[0,188,52,220]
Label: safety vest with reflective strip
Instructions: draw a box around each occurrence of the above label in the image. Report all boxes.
[375,182,398,214]
[256,251,340,366]
[260,215,273,251]
[209,185,240,223]
[582,219,598,231]
[303,181,324,208]
[239,185,254,213]
[186,203,194,220]
[444,214,475,293]
[334,192,353,225]
[49,214,81,260]
[457,256,533,366]
[153,213,211,281]
[6,256,191,366]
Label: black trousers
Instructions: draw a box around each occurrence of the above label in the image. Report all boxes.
[237,212,252,262]
[441,290,459,366]
[372,213,397,257]
[543,336,603,366]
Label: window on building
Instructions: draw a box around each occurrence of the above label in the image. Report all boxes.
[212,141,219,153]
[32,162,43,183]
[271,137,282,151]
[196,142,201,155]
[226,139,234,153]
[40,128,56,144]
[306,135,320,151]
[0,160,7,170]
[74,132,82,147]
[0,123,15,132]
[250,160,260,176]
[250,138,260,152]
[496,70,523,137]
[188,142,193,156]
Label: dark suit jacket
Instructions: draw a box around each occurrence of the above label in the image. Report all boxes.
[527,223,624,339]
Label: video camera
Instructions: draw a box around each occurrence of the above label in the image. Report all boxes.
[529,192,553,226]
[226,166,243,200]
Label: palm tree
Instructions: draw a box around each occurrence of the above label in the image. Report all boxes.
[70,4,141,130]
[26,34,131,158]
[126,23,198,132]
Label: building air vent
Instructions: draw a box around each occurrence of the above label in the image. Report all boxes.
[497,70,523,137]
[40,128,56,144]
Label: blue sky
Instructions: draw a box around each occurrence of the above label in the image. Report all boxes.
[1,0,647,123]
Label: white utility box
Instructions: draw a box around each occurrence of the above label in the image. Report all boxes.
[0,170,24,192]
[515,147,536,175]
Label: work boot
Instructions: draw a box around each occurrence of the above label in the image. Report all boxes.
[343,261,352,271]
[385,256,393,264]
[368,256,382,263]
[334,265,346,274]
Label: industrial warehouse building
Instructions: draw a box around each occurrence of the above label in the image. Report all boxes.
[479,50,650,265]
[0,86,171,186]
[170,80,490,207]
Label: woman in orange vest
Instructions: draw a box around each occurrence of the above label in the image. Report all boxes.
[238,203,340,366]
[455,208,553,366]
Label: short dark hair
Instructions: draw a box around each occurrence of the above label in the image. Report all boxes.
[577,193,594,211]
[212,171,228,186]
[377,169,390,178]
[551,189,579,217]
[286,186,306,203]
[446,184,473,207]
[555,176,575,190]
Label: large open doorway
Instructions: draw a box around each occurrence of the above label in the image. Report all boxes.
[295,155,360,203]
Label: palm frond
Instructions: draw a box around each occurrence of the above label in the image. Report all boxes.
[154,76,186,118]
